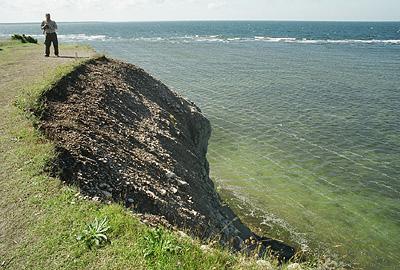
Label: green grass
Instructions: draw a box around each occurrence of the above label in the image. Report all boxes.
[0,42,330,270]
[0,38,33,49]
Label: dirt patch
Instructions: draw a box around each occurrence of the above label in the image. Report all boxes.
[38,56,295,260]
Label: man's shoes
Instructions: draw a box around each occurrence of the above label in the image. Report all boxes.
[44,55,49,57]
[55,54,59,57]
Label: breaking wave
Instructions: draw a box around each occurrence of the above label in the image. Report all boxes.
[1,32,399,45]
[124,35,400,45]
[0,33,108,41]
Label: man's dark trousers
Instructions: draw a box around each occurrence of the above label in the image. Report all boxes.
[45,33,59,56]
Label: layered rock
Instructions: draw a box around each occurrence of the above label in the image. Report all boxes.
[38,56,294,259]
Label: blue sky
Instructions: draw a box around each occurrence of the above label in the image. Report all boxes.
[0,0,399,23]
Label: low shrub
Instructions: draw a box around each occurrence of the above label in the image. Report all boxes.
[11,34,38,44]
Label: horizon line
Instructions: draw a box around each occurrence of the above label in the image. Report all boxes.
[1,19,400,24]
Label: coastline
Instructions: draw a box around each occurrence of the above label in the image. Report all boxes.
[35,54,295,258]
[2,19,400,270]
[0,40,342,269]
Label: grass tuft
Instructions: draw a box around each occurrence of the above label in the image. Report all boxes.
[142,227,183,259]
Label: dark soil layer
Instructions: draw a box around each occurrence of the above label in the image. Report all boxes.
[38,56,294,260]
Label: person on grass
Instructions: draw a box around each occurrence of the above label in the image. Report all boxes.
[41,13,59,57]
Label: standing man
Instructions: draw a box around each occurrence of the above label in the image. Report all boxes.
[41,13,59,57]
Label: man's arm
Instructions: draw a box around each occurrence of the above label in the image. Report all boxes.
[54,21,58,31]
[41,21,45,29]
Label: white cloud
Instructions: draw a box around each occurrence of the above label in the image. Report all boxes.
[207,1,226,9]
[0,0,399,22]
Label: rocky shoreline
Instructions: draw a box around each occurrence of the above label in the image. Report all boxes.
[36,56,295,260]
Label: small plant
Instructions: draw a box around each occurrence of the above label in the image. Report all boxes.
[143,227,182,258]
[77,217,110,249]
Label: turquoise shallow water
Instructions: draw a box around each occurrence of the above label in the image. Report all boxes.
[1,21,399,269]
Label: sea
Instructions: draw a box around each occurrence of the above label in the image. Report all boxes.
[1,21,399,269]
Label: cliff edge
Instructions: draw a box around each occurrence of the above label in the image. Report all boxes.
[37,56,294,260]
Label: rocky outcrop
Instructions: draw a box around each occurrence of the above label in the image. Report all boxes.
[37,56,294,260]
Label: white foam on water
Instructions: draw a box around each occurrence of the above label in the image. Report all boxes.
[158,35,400,45]
[223,186,311,251]
[254,36,297,42]
[302,39,400,45]
[123,35,400,45]
[57,34,108,41]
[2,32,400,45]
[0,33,108,41]
[252,36,400,45]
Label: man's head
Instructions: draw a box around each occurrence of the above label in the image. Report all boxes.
[45,13,51,21]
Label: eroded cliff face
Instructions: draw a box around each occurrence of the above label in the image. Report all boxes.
[38,57,294,259]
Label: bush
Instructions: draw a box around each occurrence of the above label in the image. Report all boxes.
[11,34,38,44]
